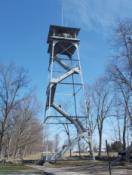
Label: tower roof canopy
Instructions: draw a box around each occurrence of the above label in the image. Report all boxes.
[47,25,80,58]
[47,25,80,43]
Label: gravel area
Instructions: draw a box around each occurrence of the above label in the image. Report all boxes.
[29,163,132,175]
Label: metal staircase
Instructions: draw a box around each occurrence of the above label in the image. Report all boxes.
[51,67,80,84]
[44,25,91,161]
[49,132,88,161]
[52,103,86,134]
[55,57,71,70]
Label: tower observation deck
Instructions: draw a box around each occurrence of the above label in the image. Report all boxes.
[44,25,92,161]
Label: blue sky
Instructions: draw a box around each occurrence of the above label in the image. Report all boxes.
[0,0,132,107]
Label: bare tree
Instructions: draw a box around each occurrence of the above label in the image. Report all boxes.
[113,94,122,142]
[7,94,43,159]
[113,21,132,89]
[108,20,132,150]
[92,78,112,157]
[120,85,130,150]
[0,64,43,159]
[83,85,97,158]
[0,64,28,157]
[62,123,72,157]
[108,20,132,122]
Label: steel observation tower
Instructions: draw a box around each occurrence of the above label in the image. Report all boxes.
[44,25,91,160]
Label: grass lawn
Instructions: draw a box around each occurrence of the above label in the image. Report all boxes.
[0,164,34,173]
[49,159,107,167]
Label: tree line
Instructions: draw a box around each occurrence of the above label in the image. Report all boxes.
[0,64,43,159]
[82,19,132,157]
[51,19,132,158]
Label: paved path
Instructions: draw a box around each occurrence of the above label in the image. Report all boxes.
[30,165,86,174]
[29,164,132,175]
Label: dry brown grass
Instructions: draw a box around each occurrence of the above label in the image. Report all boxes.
[23,152,42,160]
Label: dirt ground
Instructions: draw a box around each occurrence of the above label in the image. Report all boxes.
[29,160,132,175]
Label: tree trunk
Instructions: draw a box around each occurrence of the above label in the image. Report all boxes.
[78,138,81,158]
[0,113,8,157]
[0,133,4,158]
[123,111,127,151]
[98,129,102,158]
[68,137,72,157]
[88,141,93,158]
[69,147,72,157]
[117,116,121,142]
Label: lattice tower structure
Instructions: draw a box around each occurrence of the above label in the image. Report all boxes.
[44,25,92,160]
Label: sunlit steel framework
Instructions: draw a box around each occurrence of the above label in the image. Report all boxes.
[44,25,92,160]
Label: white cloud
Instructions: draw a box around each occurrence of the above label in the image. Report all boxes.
[61,0,132,32]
